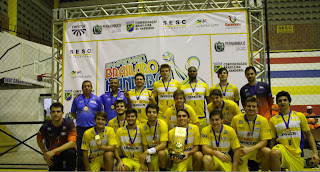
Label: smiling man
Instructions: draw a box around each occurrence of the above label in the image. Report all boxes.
[163,89,199,130]
[240,66,273,121]
[115,108,144,171]
[153,64,181,118]
[82,111,116,171]
[181,66,210,131]
[201,110,241,171]
[125,73,155,123]
[37,102,77,171]
[270,91,319,171]
[108,100,128,133]
[207,89,242,125]
[231,97,272,171]
[168,109,203,171]
[100,78,127,123]
[139,104,168,171]
[70,80,103,171]
[210,67,240,105]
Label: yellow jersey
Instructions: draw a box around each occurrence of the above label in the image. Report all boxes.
[210,83,240,102]
[115,125,144,162]
[207,100,242,124]
[231,114,271,147]
[168,124,200,153]
[127,89,153,123]
[200,124,240,159]
[153,79,181,118]
[140,119,168,148]
[163,104,200,130]
[81,126,117,160]
[270,111,310,157]
[181,80,209,118]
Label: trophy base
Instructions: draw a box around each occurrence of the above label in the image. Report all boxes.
[171,153,185,159]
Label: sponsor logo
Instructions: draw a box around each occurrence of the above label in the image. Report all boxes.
[223,62,248,72]
[93,25,102,34]
[225,16,241,28]
[126,21,134,32]
[193,19,219,27]
[214,41,225,52]
[69,48,92,58]
[163,19,187,29]
[65,90,72,101]
[69,70,92,79]
[135,20,157,30]
[72,25,86,36]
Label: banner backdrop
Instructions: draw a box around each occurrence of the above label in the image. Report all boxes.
[63,10,250,114]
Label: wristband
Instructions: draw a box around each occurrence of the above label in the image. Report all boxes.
[146,155,151,163]
[147,147,156,154]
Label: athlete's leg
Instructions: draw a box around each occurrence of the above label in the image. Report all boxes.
[104,151,114,171]
[257,147,271,171]
[158,150,167,170]
[270,149,282,171]
[202,155,214,171]
[192,151,203,171]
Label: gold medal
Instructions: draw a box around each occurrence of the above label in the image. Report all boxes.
[84,106,88,110]
[95,135,100,140]
[192,92,195,96]
[111,105,115,109]
[164,92,168,95]
[253,95,257,98]
[285,129,291,134]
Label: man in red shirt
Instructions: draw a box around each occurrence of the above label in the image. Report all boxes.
[37,102,77,171]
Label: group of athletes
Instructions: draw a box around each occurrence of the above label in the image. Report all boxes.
[37,64,320,171]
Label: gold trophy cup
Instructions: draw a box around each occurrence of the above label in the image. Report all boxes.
[171,127,187,159]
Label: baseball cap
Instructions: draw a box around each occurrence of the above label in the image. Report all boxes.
[307,106,313,109]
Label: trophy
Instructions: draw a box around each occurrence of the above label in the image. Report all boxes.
[171,127,187,159]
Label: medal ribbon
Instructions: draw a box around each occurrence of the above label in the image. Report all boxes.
[244,114,257,137]
[162,79,171,93]
[147,120,158,142]
[83,94,91,107]
[279,110,292,130]
[117,117,126,128]
[185,124,189,145]
[189,80,198,94]
[219,83,229,97]
[220,100,225,116]
[126,125,138,146]
[94,126,102,135]
[135,88,145,101]
[213,124,224,148]
[250,82,257,96]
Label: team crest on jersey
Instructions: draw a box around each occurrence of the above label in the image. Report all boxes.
[239,120,243,124]
[226,106,229,110]
[224,130,228,134]
[257,121,261,125]
[144,126,147,130]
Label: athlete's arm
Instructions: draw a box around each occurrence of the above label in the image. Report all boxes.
[124,91,132,109]
[241,140,268,155]
[232,148,240,171]
[82,150,91,171]
[36,139,53,166]
[305,130,320,165]
[115,148,126,171]
[202,144,230,162]
[182,145,199,160]
[139,145,151,171]
[99,144,115,152]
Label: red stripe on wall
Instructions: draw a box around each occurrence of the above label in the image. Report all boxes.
[255,57,320,64]
[290,105,320,114]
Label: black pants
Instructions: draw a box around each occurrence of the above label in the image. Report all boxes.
[76,126,92,171]
[49,148,76,171]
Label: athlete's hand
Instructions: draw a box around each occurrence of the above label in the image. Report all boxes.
[182,151,190,161]
[215,151,230,162]
[43,150,55,166]
[148,92,155,102]
[312,153,320,165]
[240,145,253,155]
[116,160,126,171]
[139,151,148,164]
[139,163,148,171]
